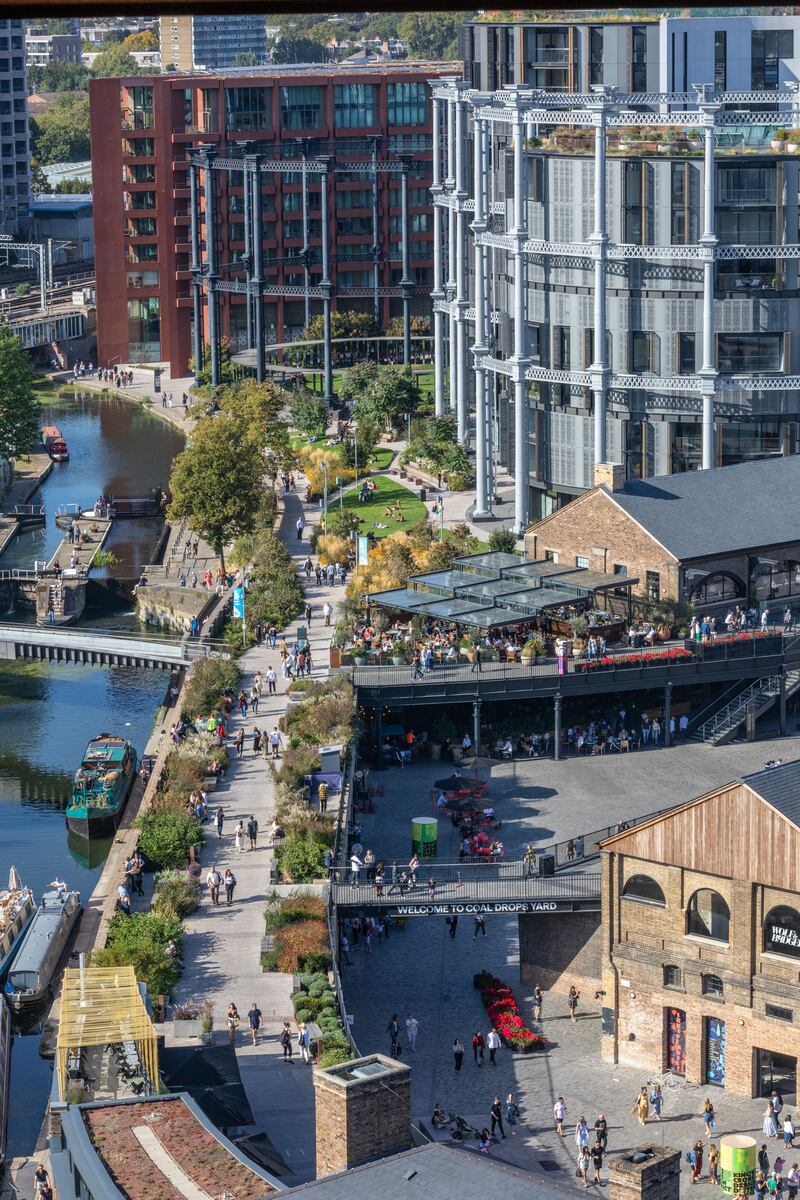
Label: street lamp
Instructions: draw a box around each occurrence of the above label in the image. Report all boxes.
[335,476,342,512]
[321,459,328,534]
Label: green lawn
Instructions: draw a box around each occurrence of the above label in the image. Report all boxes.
[339,473,427,539]
[293,435,393,473]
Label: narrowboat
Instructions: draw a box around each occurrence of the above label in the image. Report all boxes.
[0,869,35,983]
[0,995,10,1170]
[4,885,81,1010]
[65,735,138,839]
[41,426,69,462]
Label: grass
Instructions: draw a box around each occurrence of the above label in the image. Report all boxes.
[339,473,427,539]
[294,436,393,473]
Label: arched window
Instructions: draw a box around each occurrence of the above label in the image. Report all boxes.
[622,874,666,905]
[752,560,800,603]
[689,572,746,606]
[702,973,724,997]
[763,906,800,958]
[687,889,730,942]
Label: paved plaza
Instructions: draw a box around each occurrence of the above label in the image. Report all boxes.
[342,734,800,1195]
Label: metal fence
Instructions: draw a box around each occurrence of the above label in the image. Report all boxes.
[330,867,601,908]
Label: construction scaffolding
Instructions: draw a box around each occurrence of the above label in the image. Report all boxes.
[56,964,158,1101]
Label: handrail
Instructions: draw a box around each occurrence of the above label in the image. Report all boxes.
[698,675,778,741]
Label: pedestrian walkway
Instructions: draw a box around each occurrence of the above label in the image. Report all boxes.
[170,480,342,1185]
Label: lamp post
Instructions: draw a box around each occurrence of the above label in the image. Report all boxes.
[321,459,328,534]
[336,476,342,512]
[406,411,412,449]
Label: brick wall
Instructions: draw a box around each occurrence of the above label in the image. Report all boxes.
[519,911,602,995]
[608,1145,681,1200]
[523,488,681,602]
[313,1056,412,1179]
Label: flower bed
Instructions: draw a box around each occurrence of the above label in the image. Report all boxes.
[575,647,693,673]
[473,970,546,1053]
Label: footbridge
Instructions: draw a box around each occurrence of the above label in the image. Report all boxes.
[0,622,229,670]
[329,864,601,916]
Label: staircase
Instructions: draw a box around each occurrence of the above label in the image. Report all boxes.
[46,582,64,620]
[694,670,800,746]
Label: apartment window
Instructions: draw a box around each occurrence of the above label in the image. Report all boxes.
[714,31,727,92]
[124,191,156,210]
[127,243,158,263]
[624,160,652,244]
[671,163,698,244]
[127,216,156,235]
[336,188,371,210]
[702,974,724,998]
[337,216,373,237]
[687,889,730,942]
[622,875,666,905]
[127,295,160,362]
[553,325,570,369]
[127,270,158,289]
[123,138,154,157]
[280,86,322,130]
[630,331,655,373]
[127,163,155,184]
[678,332,696,375]
[717,165,775,206]
[225,87,269,132]
[631,25,648,91]
[646,571,660,601]
[387,81,427,126]
[334,83,375,129]
[717,334,782,373]
[752,29,793,90]
[663,965,682,989]
[575,555,589,568]
[588,28,603,87]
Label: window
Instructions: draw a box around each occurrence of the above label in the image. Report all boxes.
[717,165,775,206]
[671,163,698,245]
[201,89,218,134]
[763,906,800,958]
[752,29,793,90]
[589,27,603,86]
[225,87,269,132]
[678,332,696,375]
[630,331,655,373]
[124,192,156,211]
[714,31,727,92]
[702,974,724,998]
[687,889,730,942]
[127,270,158,289]
[613,563,627,577]
[646,571,660,602]
[387,81,427,126]
[127,216,156,236]
[718,334,782,374]
[765,1004,794,1022]
[717,209,775,245]
[752,559,800,603]
[689,571,745,605]
[664,965,682,989]
[631,25,648,91]
[126,243,158,263]
[127,163,155,184]
[127,295,160,362]
[280,86,322,130]
[575,555,589,569]
[334,83,375,129]
[623,875,666,905]
[544,549,558,562]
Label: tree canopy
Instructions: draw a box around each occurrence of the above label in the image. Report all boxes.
[168,411,265,572]
[396,11,466,59]
[288,389,327,439]
[28,62,90,93]
[270,35,328,64]
[30,95,90,165]
[90,43,144,77]
[339,363,420,431]
[217,379,296,480]
[123,30,158,51]
[0,330,39,460]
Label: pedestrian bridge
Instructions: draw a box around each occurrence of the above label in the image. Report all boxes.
[329,865,601,916]
[0,622,229,670]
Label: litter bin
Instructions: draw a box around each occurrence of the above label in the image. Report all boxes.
[419,487,427,502]
[539,854,555,877]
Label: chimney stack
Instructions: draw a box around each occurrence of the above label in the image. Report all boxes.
[608,1145,681,1200]
[594,462,625,492]
[313,1054,412,1179]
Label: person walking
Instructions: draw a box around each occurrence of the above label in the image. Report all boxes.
[473,914,487,940]
[226,1003,240,1043]
[405,1013,418,1051]
[633,1087,650,1125]
[248,1002,262,1045]
[298,1022,311,1063]
[784,1116,796,1149]
[567,985,580,1022]
[690,1139,704,1183]
[224,867,236,905]
[651,1083,664,1121]
[505,1093,521,1136]
[554,1097,567,1137]
[701,1097,716,1138]
[247,815,258,850]
[490,1096,506,1140]
[591,1139,604,1185]
[472,1030,485,1066]
[235,728,245,758]
[786,1163,799,1200]
[594,1114,608,1152]
[266,667,277,695]
[234,822,245,854]
[575,1115,590,1151]
[487,1027,501,1066]
[533,984,544,1021]
[270,727,282,758]
[709,1144,720,1186]
[446,915,458,938]
[280,1022,293,1062]
[577,1145,591,1189]
[386,1014,401,1057]
[215,806,224,838]
[206,865,221,906]
[453,1037,465,1071]
[252,728,261,754]
[766,1103,780,1139]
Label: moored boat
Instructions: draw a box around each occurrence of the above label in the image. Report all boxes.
[0,868,35,983]
[65,735,138,839]
[41,425,69,461]
[4,885,81,1010]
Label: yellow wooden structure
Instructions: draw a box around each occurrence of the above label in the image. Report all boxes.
[56,965,158,1100]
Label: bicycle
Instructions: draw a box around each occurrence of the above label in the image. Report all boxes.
[648,1069,685,1093]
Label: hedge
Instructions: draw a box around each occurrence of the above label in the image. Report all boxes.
[95,910,184,997]
[136,811,204,870]
[182,657,241,718]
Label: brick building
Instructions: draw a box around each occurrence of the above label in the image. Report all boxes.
[524,455,800,617]
[89,63,446,376]
[600,759,800,1098]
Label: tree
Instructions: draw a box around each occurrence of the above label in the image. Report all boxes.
[124,30,158,51]
[397,11,467,59]
[42,18,77,33]
[54,178,92,194]
[90,44,144,77]
[189,338,234,389]
[217,378,296,479]
[288,390,327,439]
[488,528,518,554]
[168,412,264,572]
[30,96,90,165]
[28,62,90,93]
[339,363,419,431]
[235,52,259,67]
[270,35,328,64]
[0,329,39,460]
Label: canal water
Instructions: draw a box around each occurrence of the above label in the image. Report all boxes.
[0,389,184,1158]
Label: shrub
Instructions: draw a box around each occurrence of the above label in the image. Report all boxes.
[136,811,204,870]
[264,892,326,930]
[152,870,201,919]
[95,911,184,997]
[273,918,330,973]
[488,528,518,554]
[182,658,241,718]
[275,830,329,882]
[317,1044,352,1068]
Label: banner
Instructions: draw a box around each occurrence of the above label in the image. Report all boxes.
[357,535,369,566]
[232,586,245,619]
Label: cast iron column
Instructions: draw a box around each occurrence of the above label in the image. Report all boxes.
[471,95,491,518]
[243,155,253,350]
[247,153,265,383]
[454,85,469,445]
[203,149,220,388]
[697,87,720,470]
[446,89,458,414]
[554,693,562,761]
[431,94,446,416]
[399,154,412,367]
[589,91,610,464]
[189,152,204,387]
[510,91,529,535]
[371,137,381,329]
[664,681,672,748]
[472,698,482,757]
[320,157,334,405]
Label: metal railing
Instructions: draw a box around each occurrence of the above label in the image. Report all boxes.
[330,867,600,907]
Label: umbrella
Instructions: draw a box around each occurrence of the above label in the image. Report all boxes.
[468,756,496,776]
[8,867,21,891]
[434,775,471,791]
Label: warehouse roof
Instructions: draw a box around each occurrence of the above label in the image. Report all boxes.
[742,758,800,829]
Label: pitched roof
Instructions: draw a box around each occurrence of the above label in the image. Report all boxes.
[606,454,800,560]
[741,758,800,829]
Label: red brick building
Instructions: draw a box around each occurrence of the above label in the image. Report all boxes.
[89,63,447,375]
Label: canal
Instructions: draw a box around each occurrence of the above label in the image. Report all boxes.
[0,389,184,1157]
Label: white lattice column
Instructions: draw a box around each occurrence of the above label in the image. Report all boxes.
[696,87,720,470]
[589,90,611,465]
[471,96,491,518]
[431,92,446,417]
[446,88,457,414]
[510,91,530,536]
[454,85,469,445]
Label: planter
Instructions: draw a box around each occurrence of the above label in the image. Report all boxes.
[391,656,405,666]
[353,655,366,667]
[429,742,443,762]
[789,143,800,154]
[173,1018,202,1039]
[771,139,786,151]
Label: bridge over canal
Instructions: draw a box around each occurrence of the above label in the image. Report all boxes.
[0,622,229,670]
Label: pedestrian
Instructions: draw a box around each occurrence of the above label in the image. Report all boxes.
[591,1139,604,1185]
[632,1087,649,1125]
[709,1144,719,1186]
[554,1096,567,1137]
[270,727,282,758]
[487,1027,501,1065]
[323,601,332,627]
[578,1145,591,1189]
[131,850,144,896]
[116,882,131,916]
[247,814,258,850]
[568,984,580,1022]
[386,1013,401,1056]
[471,644,482,673]
[206,865,221,905]
[490,1095,506,1140]
[761,1147,772,1175]
[505,1093,520,1136]
[296,516,305,541]
[224,867,236,905]
[575,1115,590,1150]
[408,853,419,885]
[235,728,245,758]
[318,780,329,813]
[266,667,277,694]
[472,1030,485,1066]
[453,1037,464,1071]
[533,984,543,1021]
[248,1002,262,1045]
[759,1174,770,1199]
[226,1003,240,1043]
[651,1083,664,1121]
[350,850,363,887]
[280,1021,293,1062]
[406,1013,418,1051]
[479,1128,492,1154]
[298,1021,311,1063]
[690,1139,704,1183]
[446,915,458,938]
[766,1103,780,1139]
[594,1113,608,1151]
[250,686,259,715]
[784,1116,796,1149]
[235,822,245,853]
[252,727,261,754]
[786,1164,799,1200]
[215,806,224,838]
[701,1097,716,1138]
[473,914,487,939]
[304,601,312,625]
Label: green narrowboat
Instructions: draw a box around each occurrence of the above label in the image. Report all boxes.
[66,735,138,839]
